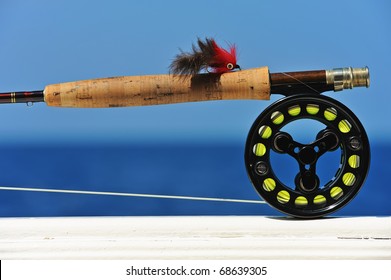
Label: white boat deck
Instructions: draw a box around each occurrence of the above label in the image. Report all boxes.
[1,216,390,259]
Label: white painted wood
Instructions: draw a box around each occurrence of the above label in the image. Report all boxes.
[0,216,390,259]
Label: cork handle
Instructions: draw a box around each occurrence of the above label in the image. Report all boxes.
[44,67,270,108]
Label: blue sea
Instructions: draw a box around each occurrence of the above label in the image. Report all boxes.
[0,142,390,217]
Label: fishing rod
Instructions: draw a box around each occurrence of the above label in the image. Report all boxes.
[0,66,370,219]
[0,66,368,107]
[0,37,371,218]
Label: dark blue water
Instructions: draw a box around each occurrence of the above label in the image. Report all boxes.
[0,142,390,217]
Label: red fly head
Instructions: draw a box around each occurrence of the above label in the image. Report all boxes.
[209,40,239,74]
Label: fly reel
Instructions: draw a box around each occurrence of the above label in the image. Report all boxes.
[245,94,370,218]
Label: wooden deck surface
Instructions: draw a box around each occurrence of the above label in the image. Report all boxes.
[1,216,390,259]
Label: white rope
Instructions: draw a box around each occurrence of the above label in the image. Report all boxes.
[0,186,266,204]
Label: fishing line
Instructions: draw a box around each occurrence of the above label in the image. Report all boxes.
[281,72,321,94]
[0,186,266,204]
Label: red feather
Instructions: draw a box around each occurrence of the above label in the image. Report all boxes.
[209,40,238,74]
[169,38,240,76]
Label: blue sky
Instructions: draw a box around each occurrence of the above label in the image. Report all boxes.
[0,0,390,144]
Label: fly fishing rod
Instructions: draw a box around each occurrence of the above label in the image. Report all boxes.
[0,66,368,107]
[0,37,371,218]
[0,66,370,218]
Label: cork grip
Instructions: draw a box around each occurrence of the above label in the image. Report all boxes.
[44,67,270,108]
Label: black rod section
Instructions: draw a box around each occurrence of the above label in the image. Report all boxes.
[0,90,45,104]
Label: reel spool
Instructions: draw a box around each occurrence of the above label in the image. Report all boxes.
[245,94,370,218]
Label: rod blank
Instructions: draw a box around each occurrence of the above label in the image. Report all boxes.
[0,90,44,104]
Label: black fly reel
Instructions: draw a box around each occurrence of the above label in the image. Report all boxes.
[245,94,370,218]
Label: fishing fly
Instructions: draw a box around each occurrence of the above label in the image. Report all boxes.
[169,37,240,76]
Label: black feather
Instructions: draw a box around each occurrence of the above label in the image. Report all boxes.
[169,38,216,76]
